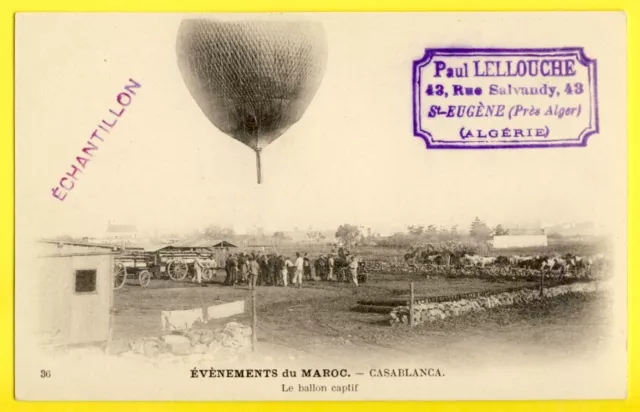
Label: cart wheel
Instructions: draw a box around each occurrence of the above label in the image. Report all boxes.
[166,259,177,280]
[165,259,174,278]
[138,270,151,287]
[202,268,214,281]
[114,262,127,290]
[168,260,188,281]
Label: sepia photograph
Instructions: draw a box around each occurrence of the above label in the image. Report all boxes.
[14,12,627,401]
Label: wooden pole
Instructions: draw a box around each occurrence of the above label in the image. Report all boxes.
[539,270,544,297]
[409,282,415,327]
[106,256,116,355]
[251,287,258,352]
[255,150,262,184]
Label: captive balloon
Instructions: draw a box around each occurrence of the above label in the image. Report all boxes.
[176,19,328,184]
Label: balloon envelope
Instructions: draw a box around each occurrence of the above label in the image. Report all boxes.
[176,19,328,157]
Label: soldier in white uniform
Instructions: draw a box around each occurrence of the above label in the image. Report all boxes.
[348,254,359,288]
[293,252,304,287]
[327,254,335,281]
[192,254,203,284]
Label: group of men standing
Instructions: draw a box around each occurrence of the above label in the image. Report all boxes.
[218,249,361,288]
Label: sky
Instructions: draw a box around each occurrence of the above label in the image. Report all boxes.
[15,13,626,239]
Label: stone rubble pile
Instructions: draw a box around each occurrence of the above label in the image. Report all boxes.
[390,281,606,326]
[123,321,253,362]
[44,321,297,375]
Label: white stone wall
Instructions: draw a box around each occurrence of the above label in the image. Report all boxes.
[390,280,607,326]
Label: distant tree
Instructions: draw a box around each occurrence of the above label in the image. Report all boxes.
[470,217,491,240]
[306,230,326,243]
[335,224,362,247]
[272,231,289,241]
[407,225,425,236]
[427,225,437,233]
[493,224,510,236]
[451,225,459,236]
[203,225,235,238]
[360,227,380,246]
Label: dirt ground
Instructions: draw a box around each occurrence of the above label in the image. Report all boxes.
[112,272,611,369]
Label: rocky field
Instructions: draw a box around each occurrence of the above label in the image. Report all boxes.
[99,269,614,369]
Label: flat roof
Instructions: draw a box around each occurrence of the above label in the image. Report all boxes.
[39,239,121,250]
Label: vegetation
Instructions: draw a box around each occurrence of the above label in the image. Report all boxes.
[469,216,491,240]
[334,224,361,247]
[493,224,510,236]
[306,230,326,243]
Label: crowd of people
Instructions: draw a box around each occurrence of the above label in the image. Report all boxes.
[192,248,362,289]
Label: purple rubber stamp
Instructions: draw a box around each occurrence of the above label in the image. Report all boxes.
[412,48,598,149]
[50,78,141,201]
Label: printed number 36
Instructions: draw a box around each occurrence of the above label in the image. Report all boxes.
[40,370,51,378]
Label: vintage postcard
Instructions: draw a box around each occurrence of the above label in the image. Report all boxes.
[14,12,627,401]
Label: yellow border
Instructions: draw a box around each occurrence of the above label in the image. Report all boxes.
[2,1,637,411]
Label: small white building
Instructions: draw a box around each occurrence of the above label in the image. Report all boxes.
[104,222,138,244]
[493,235,548,249]
[36,240,116,346]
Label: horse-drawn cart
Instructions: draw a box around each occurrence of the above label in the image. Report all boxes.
[112,239,236,289]
[113,249,217,289]
[147,250,217,282]
[151,239,235,282]
[113,247,152,289]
